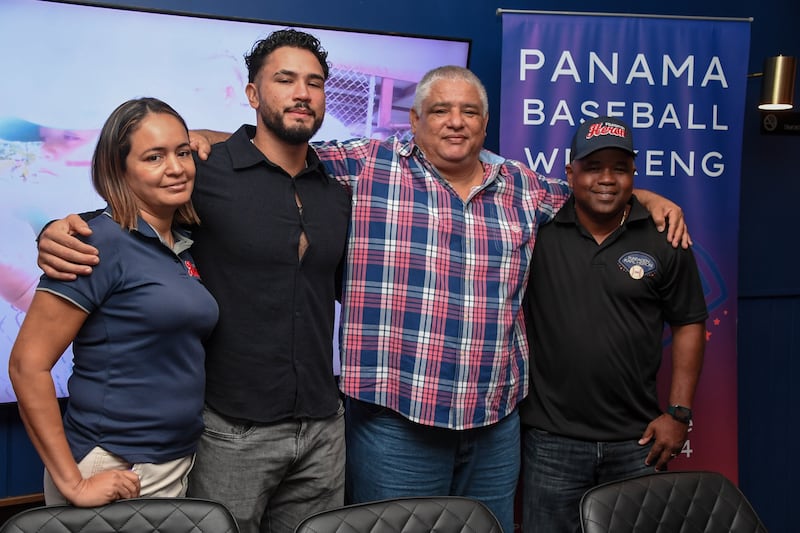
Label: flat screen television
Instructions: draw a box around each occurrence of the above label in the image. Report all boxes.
[0,0,471,403]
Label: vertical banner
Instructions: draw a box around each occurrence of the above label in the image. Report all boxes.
[500,12,750,481]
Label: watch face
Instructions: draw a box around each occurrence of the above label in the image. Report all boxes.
[669,405,692,423]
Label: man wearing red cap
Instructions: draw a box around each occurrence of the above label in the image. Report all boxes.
[520,116,708,533]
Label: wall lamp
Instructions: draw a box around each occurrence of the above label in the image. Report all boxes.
[749,55,799,134]
[754,55,796,110]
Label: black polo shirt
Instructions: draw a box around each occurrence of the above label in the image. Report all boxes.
[191,125,351,423]
[520,195,707,441]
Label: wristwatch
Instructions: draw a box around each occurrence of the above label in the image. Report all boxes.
[667,404,692,424]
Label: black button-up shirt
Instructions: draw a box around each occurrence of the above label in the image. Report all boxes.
[191,125,351,423]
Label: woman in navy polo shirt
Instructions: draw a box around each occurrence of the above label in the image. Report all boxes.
[9,98,219,507]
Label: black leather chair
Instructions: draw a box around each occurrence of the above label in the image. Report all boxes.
[293,496,502,533]
[579,470,768,533]
[0,497,239,533]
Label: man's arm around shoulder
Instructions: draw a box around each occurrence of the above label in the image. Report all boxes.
[189,129,232,160]
[37,214,101,280]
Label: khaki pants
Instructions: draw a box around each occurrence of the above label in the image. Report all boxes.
[44,446,194,505]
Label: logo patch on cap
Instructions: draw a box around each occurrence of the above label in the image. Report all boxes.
[585,122,628,142]
[618,251,657,280]
[570,115,636,162]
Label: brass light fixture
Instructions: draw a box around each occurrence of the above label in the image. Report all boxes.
[758,55,796,111]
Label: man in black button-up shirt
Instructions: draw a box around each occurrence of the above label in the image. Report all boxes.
[182,31,351,533]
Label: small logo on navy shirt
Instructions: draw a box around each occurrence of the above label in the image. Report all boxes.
[185,260,200,278]
[618,251,656,279]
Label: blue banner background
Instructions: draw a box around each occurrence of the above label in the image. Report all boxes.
[500,12,750,480]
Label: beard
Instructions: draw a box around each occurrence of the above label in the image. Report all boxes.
[259,103,324,145]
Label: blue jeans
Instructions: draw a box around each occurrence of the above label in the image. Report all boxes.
[345,398,520,533]
[187,404,345,533]
[522,427,657,533]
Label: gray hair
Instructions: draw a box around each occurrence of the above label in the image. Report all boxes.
[412,66,489,117]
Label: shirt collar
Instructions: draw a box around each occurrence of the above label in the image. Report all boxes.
[404,135,506,187]
[403,135,505,165]
[102,206,194,253]
[227,124,328,181]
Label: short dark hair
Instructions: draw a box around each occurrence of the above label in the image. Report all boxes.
[92,97,200,230]
[245,29,329,83]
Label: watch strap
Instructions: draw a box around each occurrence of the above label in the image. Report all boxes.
[667,404,692,423]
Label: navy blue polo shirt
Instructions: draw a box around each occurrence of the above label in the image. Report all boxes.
[520,196,708,441]
[38,211,219,463]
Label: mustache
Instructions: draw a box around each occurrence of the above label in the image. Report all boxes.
[287,102,315,116]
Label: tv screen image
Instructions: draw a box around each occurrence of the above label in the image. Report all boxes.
[0,0,470,403]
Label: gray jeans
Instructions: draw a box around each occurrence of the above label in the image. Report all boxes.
[187,403,345,533]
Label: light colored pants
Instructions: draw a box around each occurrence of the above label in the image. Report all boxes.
[44,446,194,505]
[187,403,345,533]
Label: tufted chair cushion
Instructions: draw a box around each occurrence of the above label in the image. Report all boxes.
[580,471,768,533]
[0,497,239,533]
[293,496,502,533]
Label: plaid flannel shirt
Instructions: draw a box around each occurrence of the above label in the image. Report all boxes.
[314,136,570,429]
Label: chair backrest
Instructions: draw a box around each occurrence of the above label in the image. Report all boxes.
[579,470,768,533]
[0,497,239,533]
[293,496,502,533]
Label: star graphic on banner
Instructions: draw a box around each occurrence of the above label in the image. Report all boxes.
[703,310,728,343]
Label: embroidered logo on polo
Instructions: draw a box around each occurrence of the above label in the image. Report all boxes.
[618,251,656,280]
[185,260,200,279]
